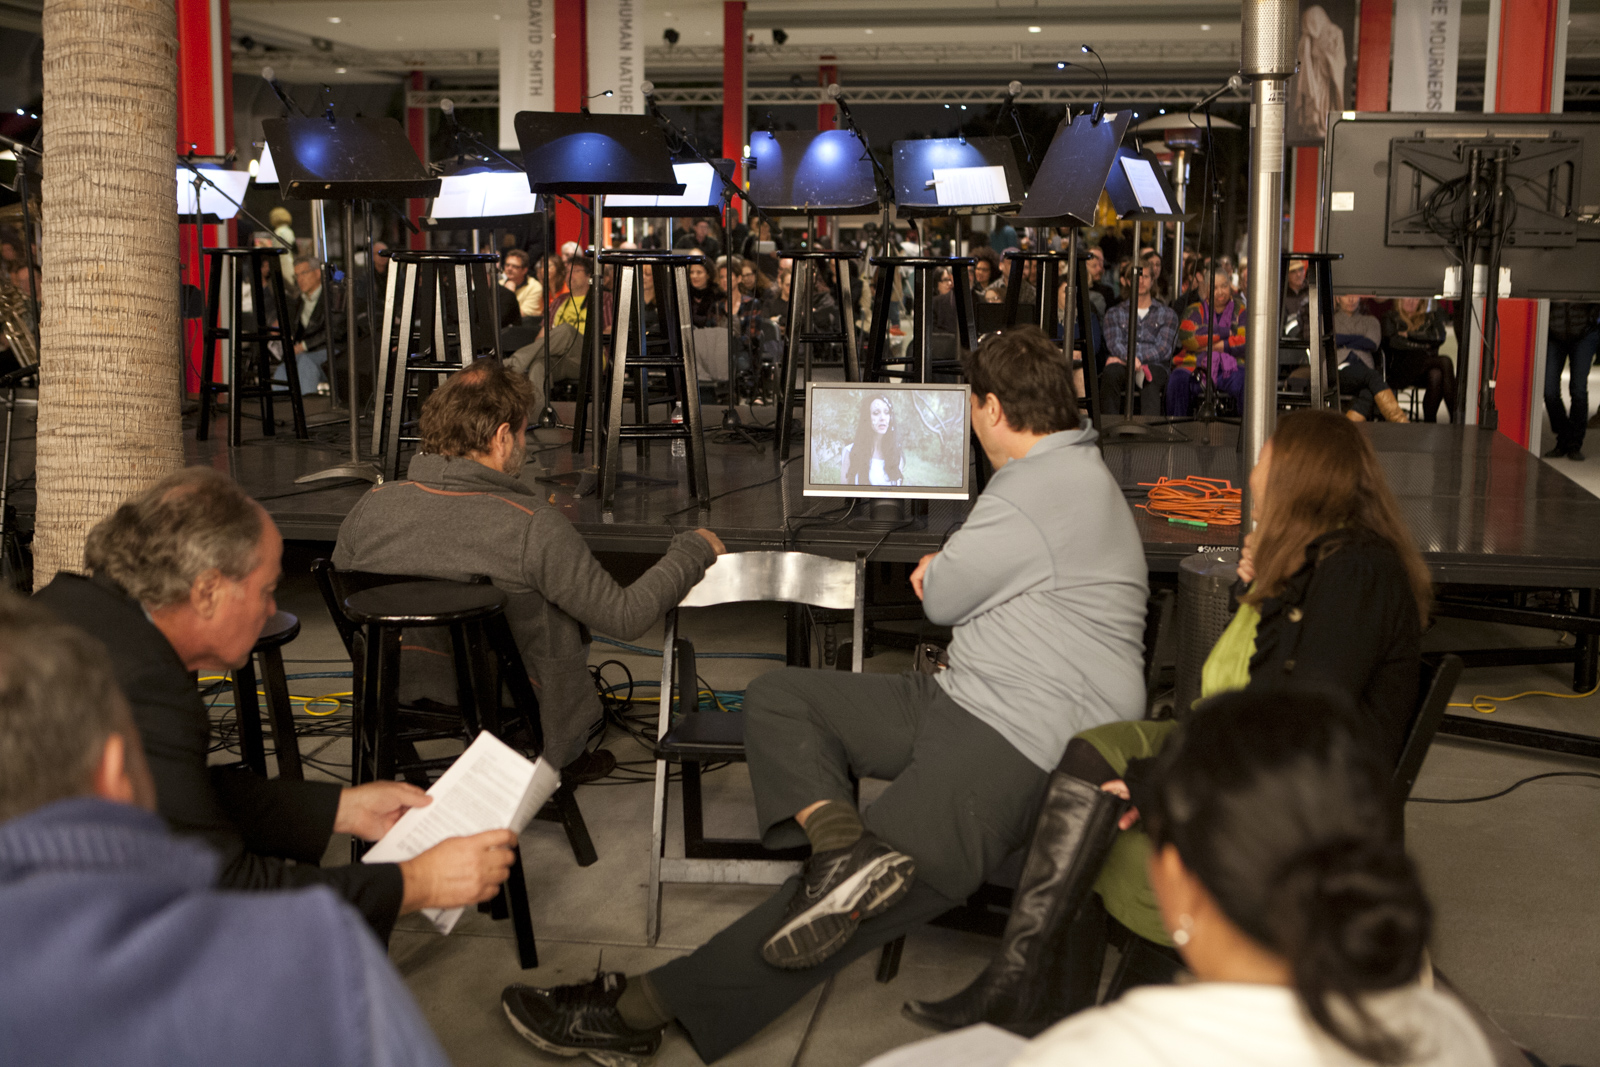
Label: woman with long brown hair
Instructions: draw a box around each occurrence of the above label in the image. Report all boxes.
[905,409,1432,1037]
[1382,298,1455,422]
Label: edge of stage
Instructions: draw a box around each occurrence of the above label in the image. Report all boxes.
[194,409,1600,588]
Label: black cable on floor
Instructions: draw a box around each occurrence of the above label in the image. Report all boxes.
[1409,771,1600,805]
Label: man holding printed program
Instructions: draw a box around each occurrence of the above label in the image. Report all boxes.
[501,326,1150,1065]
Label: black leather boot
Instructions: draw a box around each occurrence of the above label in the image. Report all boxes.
[901,773,1126,1035]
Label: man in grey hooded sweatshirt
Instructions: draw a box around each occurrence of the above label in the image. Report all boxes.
[333,360,723,775]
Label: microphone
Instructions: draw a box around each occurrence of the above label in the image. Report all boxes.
[1193,74,1244,111]
[640,80,663,120]
[260,66,301,117]
[1007,80,1023,97]
[440,97,455,118]
[826,82,853,121]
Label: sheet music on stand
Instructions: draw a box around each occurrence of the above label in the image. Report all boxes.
[892,136,1024,218]
[931,166,1011,208]
[1118,155,1175,215]
[605,160,721,217]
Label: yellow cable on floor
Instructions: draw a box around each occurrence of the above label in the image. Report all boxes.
[1450,682,1600,714]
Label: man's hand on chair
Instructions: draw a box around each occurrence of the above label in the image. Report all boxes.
[334,781,431,841]
[398,830,519,913]
[694,529,727,555]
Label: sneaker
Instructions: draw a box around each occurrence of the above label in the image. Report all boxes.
[1569,449,1587,462]
[1544,445,1570,459]
[502,974,663,1067]
[760,832,916,970]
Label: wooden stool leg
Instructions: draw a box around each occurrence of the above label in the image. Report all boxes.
[231,657,268,777]
[258,643,303,780]
[506,845,539,968]
[384,264,421,480]
[678,282,710,508]
[267,258,309,439]
[371,260,402,455]
[603,264,637,508]
[865,264,893,382]
[197,253,224,442]
[839,259,861,382]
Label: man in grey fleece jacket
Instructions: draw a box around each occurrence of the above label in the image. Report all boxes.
[502,327,1150,1065]
[333,362,723,772]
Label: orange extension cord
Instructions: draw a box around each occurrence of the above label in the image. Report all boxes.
[1137,476,1242,528]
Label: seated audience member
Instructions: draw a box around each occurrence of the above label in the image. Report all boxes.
[907,409,1430,1035]
[501,248,544,324]
[1334,294,1408,423]
[0,594,456,1067]
[501,326,1150,1065]
[1383,298,1455,424]
[1085,246,1114,316]
[32,468,515,941]
[675,217,722,259]
[1281,257,1310,337]
[543,253,569,310]
[1168,273,1247,416]
[996,251,1037,306]
[276,254,339,394]
[1100,258,1179,417]
[507,255,609,414]
[687,258,724,328]
[333,361,724,777]
[972,247,1003,296]
[885,689,1493,1067]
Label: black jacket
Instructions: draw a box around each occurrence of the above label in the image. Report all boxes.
[33,573,405,939]
[293,284,345,354]
[1244,529,1423,765]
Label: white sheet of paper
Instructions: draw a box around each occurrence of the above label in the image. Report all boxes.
[607,162,711,209]
[858,1024,1027,1067]
[363,731,560,934]
[931,165,1010,207]
[1120,156,1173,214]
[176,168,252,219]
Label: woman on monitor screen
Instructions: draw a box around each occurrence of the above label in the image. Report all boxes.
[843,394,904,486]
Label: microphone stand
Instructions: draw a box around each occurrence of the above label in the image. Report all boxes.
[830,89,896,259]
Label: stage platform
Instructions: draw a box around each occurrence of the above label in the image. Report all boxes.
[196,409,1600,588]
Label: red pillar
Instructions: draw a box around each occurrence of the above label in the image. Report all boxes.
[176,0,234,393]
[722,3,746,199]
[817,63,837,131]
[1487,0,1562,447]
[1354,0,1394,112]
[554,0,587,251]
[406,71,428,250]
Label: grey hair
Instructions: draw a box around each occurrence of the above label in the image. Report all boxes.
[0,592,130,822]
[83,467,263,609]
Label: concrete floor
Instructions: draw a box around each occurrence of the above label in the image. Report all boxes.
[257,543,1600,1067]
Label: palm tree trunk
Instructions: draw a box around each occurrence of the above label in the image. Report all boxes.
[33,0,182,588]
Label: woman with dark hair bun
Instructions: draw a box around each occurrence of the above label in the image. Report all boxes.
[1010,690,1491,1065]
[882,690,1493,1066]
[842,393,904,486]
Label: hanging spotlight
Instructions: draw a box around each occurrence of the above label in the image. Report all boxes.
[771,28,788,45]
[663,27,680,45]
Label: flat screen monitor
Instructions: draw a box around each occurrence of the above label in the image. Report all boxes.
[802,382,972,501]
[1322,111,1600,299]
[176,166,251,219]
[748,130,880,215]
[605,161,720,212]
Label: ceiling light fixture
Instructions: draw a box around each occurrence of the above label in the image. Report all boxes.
[1028,25,1041,33]
[327,16,341,23]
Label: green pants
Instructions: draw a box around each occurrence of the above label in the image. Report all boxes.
[1078,718,1178,946]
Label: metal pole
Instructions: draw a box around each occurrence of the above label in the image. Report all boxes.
[1170,146,1188,303]
[1240,0,1296,497]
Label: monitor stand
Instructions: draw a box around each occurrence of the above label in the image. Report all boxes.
[850,498,929,532]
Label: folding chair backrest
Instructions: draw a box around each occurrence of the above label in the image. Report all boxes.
[678,550,860,611]
[1390,653,1463,832]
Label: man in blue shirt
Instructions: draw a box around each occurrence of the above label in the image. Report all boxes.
[0,593,451,1067]
[1101,258,1179,417]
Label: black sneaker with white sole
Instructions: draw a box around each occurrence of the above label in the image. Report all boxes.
[502,973,664,1067]
[760,832,916,970]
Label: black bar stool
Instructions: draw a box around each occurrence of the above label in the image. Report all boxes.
[197,247,307,446]
[373,250,504,481]
[777,250,863,459]
[231,610,304,780]
[341,577,597,970]
[1002,247,1105,430]
[862,255,976,385]
[1278,251,1343,412]
[597,250,710,509]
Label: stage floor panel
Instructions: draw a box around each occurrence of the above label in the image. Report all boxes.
[189,410,1600,586]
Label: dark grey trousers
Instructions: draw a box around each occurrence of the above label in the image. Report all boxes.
[649,669,1049,1063]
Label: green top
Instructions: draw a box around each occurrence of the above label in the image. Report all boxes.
[1198,602,1261,705]
[1080,602,1261,946]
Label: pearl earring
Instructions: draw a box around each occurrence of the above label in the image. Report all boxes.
[1172,914,1194,947]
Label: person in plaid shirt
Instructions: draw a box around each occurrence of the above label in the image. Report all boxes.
[1101,259,1179,417]
[1168,273,1247,416]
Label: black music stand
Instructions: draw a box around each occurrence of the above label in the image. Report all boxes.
[1011,112,1133,434]
[514,111,683,490]
[1098,144,1190,439]
[264,115,440,486]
